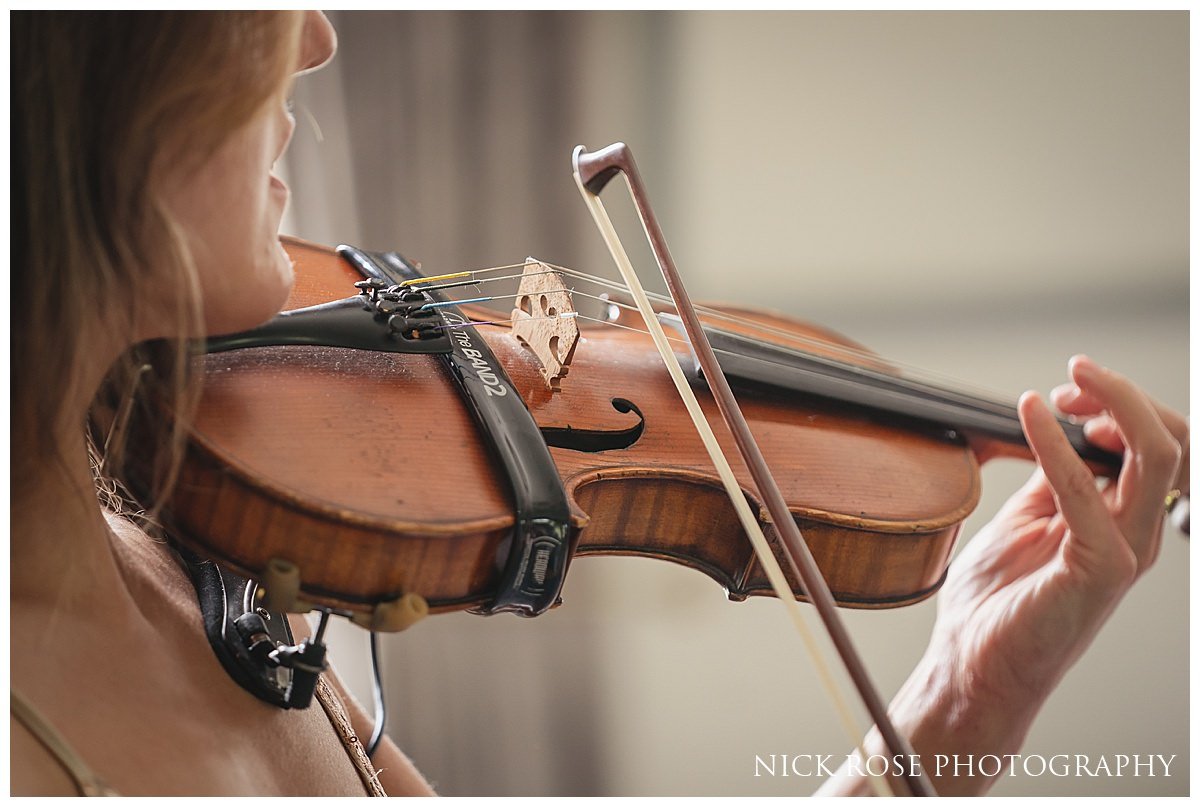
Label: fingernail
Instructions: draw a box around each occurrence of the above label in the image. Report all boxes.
[1050,382,1078,400]
[1071,354,1098,381]
[1019,389,1046,413]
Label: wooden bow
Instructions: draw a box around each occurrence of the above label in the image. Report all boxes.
[572,142,936,798]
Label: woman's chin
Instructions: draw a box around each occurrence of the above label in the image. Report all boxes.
[204,259,295,336]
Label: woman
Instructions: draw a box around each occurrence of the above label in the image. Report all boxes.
[10,10,1188,796]
[11,11,430,796]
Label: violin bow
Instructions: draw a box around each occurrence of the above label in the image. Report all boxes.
[572,142,936,798]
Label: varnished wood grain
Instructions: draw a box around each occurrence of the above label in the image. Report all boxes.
[139,237,981,621]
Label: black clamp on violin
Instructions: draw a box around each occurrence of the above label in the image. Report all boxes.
[179,244,578,709]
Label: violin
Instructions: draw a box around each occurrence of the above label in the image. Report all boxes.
[131,233,1122,626]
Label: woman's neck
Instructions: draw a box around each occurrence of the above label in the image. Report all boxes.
[11,425,154,646]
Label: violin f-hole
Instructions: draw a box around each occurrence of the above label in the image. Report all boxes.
[539,397,645,453]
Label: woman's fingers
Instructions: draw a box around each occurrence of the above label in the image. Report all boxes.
[1143,391,1190,495]
[1055,355,1188,495]
[1018,392,1134,586]
[1001,466,1058,519]
[1069,357,1181,486]
[1081,415,1125,455]
[1050,383,1106,416]
[1069,357,1180,568]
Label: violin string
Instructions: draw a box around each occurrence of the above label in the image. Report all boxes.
[425,260,1022,422]
[423,258,907,375]
[572,314,690,344]
[397,262,536,289]
[410,263,693,343]
[543,260,1015,403]
[406,267,556,289]
[414,268,564,294]
[496,282,1016,425]
[540,260,1023,412]
[418,289,571,311]
[426,258,956,393]
[434,309,692,347]
[544,283,993,419]
[433,311,577,330]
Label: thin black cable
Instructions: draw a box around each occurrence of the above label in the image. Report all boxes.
[366,631,386,758]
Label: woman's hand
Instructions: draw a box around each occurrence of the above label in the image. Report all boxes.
[824,355,1187,796]
[910,356,1185,790]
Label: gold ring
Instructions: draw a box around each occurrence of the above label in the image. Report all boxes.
[1165,488,1183,513]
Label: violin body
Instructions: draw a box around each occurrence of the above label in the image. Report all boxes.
[146,237,983,621]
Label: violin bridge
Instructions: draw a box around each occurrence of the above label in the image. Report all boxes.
[510,258,579,391]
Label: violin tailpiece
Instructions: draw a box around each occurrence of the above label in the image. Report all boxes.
[510,258,580,391]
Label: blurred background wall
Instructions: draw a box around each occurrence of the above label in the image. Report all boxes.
[281,11,1188,796]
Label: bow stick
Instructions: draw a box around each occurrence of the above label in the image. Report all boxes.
[572,142,936,798]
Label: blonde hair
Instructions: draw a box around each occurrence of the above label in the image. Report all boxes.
[12,11,303,509]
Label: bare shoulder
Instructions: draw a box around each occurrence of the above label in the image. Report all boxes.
[10,713,84,796]
[104,512,199,612]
